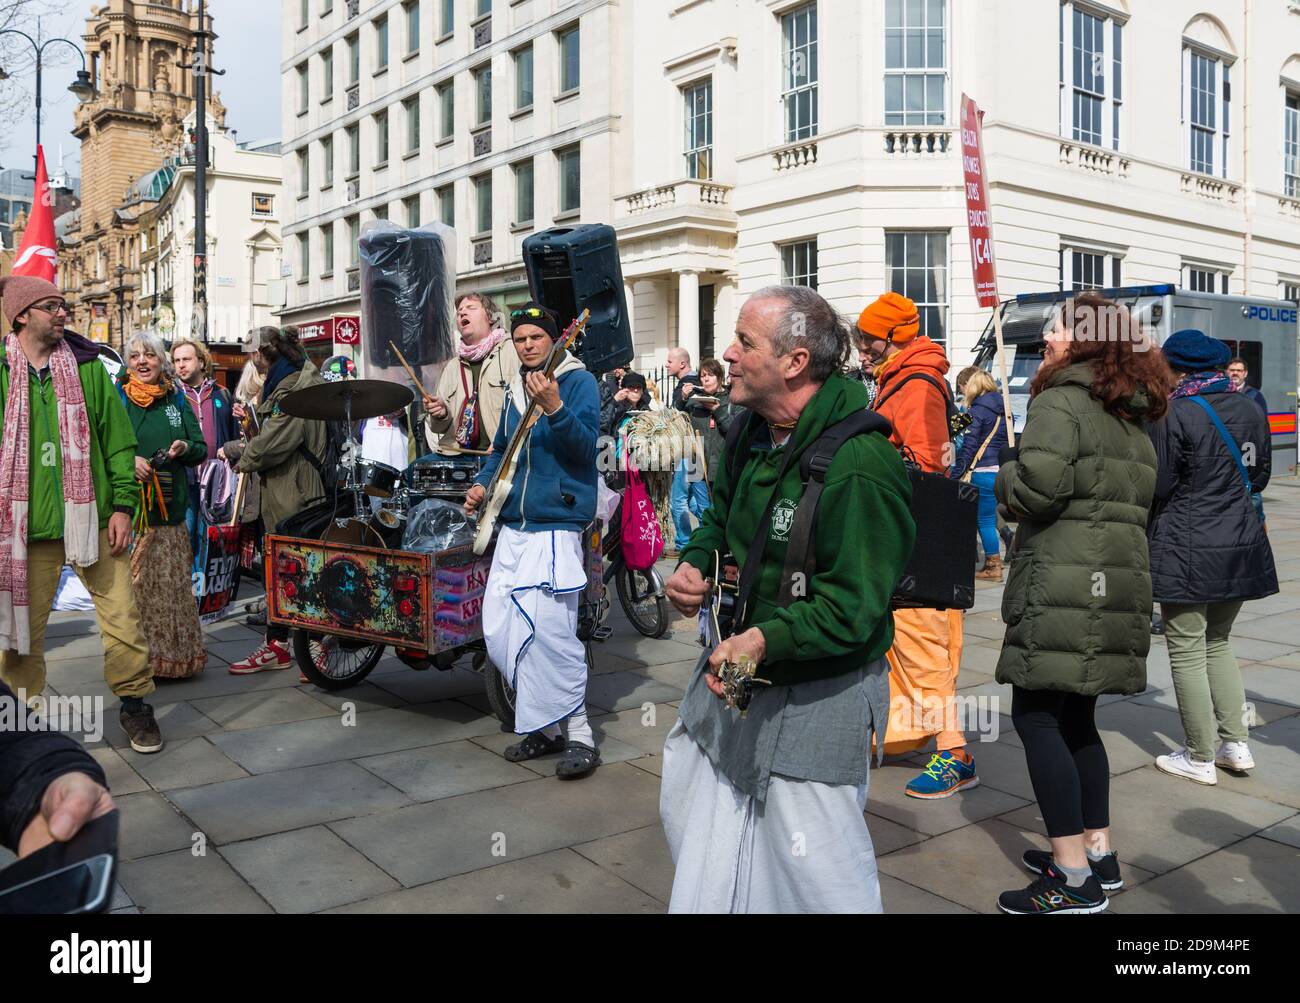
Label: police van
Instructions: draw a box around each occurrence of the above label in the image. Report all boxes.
[972,285,1299,477]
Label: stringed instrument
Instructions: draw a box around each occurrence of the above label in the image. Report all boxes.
[700,551,771,716]
[471,309,590,556]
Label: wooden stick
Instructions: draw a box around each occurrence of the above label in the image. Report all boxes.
[388,340,433,400]
[228,472,247,528]
[991,302,1017,448]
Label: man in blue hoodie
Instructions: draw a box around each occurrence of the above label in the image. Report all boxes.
[466,304,602,779]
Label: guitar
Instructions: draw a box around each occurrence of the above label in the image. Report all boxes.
[700,551,771,716]
[471,309,591,556]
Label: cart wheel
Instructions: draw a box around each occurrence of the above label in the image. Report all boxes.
[294,630,385,691]
[616,566,670,639]
[483,656,517,732]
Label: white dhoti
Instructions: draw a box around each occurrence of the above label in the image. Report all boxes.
[483,526,592,742]
[660,720,882,914]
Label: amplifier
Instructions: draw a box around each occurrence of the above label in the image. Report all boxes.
[410,457,482,498]
[891,467,978,611]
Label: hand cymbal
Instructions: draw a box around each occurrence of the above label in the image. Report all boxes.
[279,380,415,422]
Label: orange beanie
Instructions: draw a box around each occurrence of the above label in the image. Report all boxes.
[857,292,921,344]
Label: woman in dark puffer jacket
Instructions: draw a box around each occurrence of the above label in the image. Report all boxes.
[1148,330,1278,787]
[993,293,1172,915]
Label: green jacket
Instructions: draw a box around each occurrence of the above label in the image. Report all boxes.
[679,373,915,687]
[120,384,207,527]
[0,339,139,541]
[223,361,327,533]
[995,363,1157,696]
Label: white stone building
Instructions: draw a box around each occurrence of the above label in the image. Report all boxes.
[281,0,1300,373]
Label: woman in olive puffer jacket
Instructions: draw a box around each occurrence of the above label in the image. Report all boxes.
[992,292,1173,916]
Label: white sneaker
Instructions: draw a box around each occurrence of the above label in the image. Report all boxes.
[1215,741,1255,772]
[1155,748,1218,786]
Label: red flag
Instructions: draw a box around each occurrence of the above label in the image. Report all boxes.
[12,145,58,282]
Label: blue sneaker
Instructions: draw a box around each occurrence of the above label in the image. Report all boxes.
[905,751,980,800]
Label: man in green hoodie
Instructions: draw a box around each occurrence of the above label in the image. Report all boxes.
[661,286,915,913]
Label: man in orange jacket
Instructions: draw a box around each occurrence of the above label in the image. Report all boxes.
[857,292,977,799]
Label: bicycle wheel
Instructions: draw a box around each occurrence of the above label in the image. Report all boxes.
[294,629,385,691]
[482,655,517,732]
[616,566,669,639]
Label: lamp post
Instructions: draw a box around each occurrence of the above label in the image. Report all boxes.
[0,20,96,163]
[113,262,131,347]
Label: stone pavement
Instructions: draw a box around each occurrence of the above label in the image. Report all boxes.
[4,485,1298,914]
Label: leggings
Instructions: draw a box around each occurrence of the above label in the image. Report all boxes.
[970,471,1001,560]
[1011,687,1109,838]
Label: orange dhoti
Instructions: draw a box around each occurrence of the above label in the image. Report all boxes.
[881,607,966,756]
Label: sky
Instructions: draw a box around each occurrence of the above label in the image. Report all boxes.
[0,0,282,177]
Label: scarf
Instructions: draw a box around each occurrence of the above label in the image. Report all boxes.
[459,327,508,364]
[1172,371,1230,400]
[0,334,99,655]
[262,357,302,403]
[122,372,173,409]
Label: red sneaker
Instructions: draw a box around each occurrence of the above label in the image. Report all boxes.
[228,641,293,676]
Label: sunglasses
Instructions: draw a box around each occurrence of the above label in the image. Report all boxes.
[511,307,552,321]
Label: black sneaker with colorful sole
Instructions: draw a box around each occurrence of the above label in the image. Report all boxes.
[1023,848,1124,891]
[998,862,1109,915]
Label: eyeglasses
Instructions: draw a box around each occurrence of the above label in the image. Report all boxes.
[30,301,68,316]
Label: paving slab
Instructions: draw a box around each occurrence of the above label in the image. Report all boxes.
[865,812,927,856]
[960,613,1009,641]
[628,755,663,778]
[44,614,97,639]
[1261,651,1300,671]
[587,702,678,756]
[327,847,663,914]
[89,746,149,796]
[1088,699,1196,776]
[170,761,411,844]
[961,738,1037,801]
[222,825,400,913]
[572,824,674,904]
[1109,836,1300,914]
[1131,686,1298,728]
[1229,613,1300,644]
[357,740,536,802]
[300,680,409,713]
[598,633,707,668]
[471,722,649,777]
[117,847,272,914]
[1255,815,1300,850]
[584,647,647,676]
[958,643,1003,676]
[366,666,488,704]
[330,763,661,888]
[114,791,199,862]
[1207,715,1300,810]
[122,737,249,792]
[188,687,340,731]
[997,767,1295,875]
[141,666,302,705]
[879,874,974,914]
[584,670,684,713]
[628,658,703,692]
[865,758,1030,837]
[94,700,221,751]
[208,703,502,774]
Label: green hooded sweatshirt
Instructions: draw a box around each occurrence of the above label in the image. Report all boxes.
[0,339,139,541]
[679,372,916,687]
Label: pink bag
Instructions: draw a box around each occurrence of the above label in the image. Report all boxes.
[621,452,664,572]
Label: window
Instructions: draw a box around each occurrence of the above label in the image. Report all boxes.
[438,185,455,227]
[347,34,360,86]
[475,173,493,235]
[404,2,419,56]
[321,135,334,188]
[474,64,492,125]
[476,0,491,20]
[684,80,713,180]
[405,195,421,228]
[298,233,309,279]
[347,124,360,175]
[297,63,309,114]
[1286,92,1299,198]
[780,239,818,290]
[322,48,334,102]
[440,0,454,36]
[374,205,389,221]
[1060,247,1121,292]
[558,24,580,94]
[557,145,581,214]
[1184,46,1231,178]
[300,0,308,29]
[1185,266,1229,295]
[888,232,948,346]
[782,4,818,142]
[297,150,309,196]
[514,159,534,226]
[514,45,534,110]
[1060,3,1122,149]
[375,16,389,71]
[885,0,946,126]
[438,83,455,139]
[348,216,360,268]
[404,97,420,153]
[375,110,389,164]
[322,225,334,275]
[1282,281,1299,305]
[252,193,274,217]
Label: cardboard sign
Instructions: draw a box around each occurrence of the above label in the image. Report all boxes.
[961,94,999,309]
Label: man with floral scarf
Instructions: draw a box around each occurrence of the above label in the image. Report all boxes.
[423,293,519,455]
[0,275,163,753]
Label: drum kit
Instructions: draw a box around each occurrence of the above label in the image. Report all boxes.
[279,378,485,537]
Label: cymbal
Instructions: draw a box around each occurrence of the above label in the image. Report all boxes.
[280,380,415,422]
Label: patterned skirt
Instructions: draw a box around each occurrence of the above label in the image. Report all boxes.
[130,523,208,679]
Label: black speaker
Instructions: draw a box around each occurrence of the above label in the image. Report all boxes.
[892,469,979,611]
[359,227,455,369]
[523,225,633,374]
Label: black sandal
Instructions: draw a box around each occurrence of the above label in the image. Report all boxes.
[505,732,567,763]
[556,742,601,779]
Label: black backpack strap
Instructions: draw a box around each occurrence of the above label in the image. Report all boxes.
[778,411,893,606]
[722,407,756,505]
[874,372,954,417]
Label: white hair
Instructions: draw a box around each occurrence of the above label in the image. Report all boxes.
[125,332,177,382]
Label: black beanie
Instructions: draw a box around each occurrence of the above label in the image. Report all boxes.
[510,302,561,342]
[621,372,647,392]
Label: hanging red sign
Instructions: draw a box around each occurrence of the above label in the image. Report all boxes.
[961,94,999,309]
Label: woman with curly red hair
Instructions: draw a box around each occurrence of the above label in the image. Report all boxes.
[993,292,1173,915]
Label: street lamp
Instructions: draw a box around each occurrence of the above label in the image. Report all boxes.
[113,263,132,348]
[0,21,97,158]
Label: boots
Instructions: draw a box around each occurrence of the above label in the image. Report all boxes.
[976,555,1004,582]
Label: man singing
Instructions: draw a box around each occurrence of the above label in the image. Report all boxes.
[662,286,915,912]
[465,304,602,779]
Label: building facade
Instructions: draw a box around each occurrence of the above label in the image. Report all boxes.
[282,0,1300,375]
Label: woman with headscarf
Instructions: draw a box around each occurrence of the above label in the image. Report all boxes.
[118,333,208,679]
[1148,330,1277,785]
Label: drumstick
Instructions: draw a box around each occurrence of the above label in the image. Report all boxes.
[388,341,433,400]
